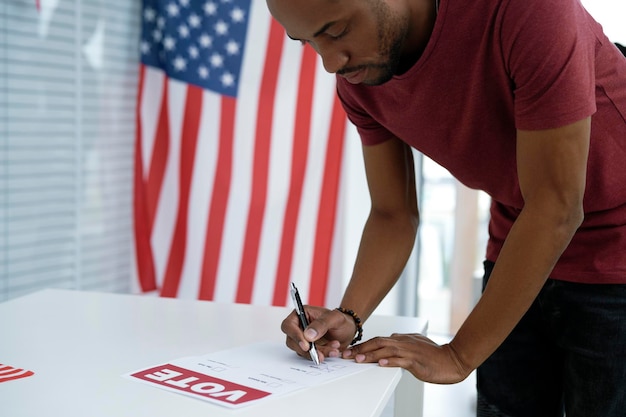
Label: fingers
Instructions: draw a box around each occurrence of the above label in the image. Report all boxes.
[343,336,401,363]
[341,334,470,384]
[281,309,311,353]
[281,307,351,361]
[280,306,331,359]
[343,334,430,365]
[303,308,346,342]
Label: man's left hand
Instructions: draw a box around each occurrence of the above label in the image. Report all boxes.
[343,333,472,384]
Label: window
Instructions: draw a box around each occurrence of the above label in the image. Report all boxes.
[0,1,140,301]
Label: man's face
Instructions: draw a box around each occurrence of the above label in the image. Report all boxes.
[266,0,410,86]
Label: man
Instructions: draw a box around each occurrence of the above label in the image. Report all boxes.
[267,0,626,415]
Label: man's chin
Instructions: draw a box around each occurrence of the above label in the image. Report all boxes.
[361,71,394,86]
[339,62,396,86]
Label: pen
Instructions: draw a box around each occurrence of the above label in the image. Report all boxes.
[289,282,321,365]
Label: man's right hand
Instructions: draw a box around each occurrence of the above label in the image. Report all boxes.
[281,306,358,362]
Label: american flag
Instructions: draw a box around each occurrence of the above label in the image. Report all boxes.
[133,0,349,306]
[0,364,35,383]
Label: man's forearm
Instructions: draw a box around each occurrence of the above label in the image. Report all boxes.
[450,202,583,373]
[340,208,418,322]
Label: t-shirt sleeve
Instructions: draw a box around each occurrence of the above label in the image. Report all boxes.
[336,80,395,146]
[500,0,597,130]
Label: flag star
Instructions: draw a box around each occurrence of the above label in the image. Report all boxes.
[140,40,151,54]
[144,7,156,22]
[188,13,201,28]
[167,2,180,17]
[230,7,245,23]
[220,71,235,87]
[173,55,187,71]
[199,33,213,48]
[214,19,229,36]
[140,1,248,94]
[198,65,210,79]
[163,35,176,51]
[209,53,224,68]
[224,40,240,55]
[178,24,190,38]
[204,1,217,16]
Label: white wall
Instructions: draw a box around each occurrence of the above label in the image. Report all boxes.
[582,0,626,44]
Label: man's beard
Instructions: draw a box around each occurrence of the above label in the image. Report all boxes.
[361,2,408,86]
[364,38,404,85]
[335,28,404,86]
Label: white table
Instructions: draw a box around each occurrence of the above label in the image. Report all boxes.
[0,289,427,417]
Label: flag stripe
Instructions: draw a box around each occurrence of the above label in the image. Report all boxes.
[235,19,285,304]
[0,366,34,383]
[160,85,204,297]
[272,45,318,306]
[177,93,221,299]
[0,371,34,383]
[0,365,14,374]
[249,36,303,306]
[309,94,348,305]
[146,78,170,232]
[0,368,24,376]
[133,65,157,292]
[198,96,237,300]
[286,56,338,306]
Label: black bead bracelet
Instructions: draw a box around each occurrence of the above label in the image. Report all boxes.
[335,307,363,345]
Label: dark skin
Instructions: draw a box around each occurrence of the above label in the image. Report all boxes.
[269,0,590,383]
[267,0,436,85]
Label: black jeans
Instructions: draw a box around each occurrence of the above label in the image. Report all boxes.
[476,261,626,417]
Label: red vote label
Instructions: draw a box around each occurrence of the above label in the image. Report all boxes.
[131,363,271,405]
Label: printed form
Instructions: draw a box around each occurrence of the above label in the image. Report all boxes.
[124,341,376,408]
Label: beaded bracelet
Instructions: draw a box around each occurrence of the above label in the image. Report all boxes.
[335,307,363,345]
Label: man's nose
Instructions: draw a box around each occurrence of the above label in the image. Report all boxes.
[318,45,349,74]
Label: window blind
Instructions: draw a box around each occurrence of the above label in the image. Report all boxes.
[0,0,141,301]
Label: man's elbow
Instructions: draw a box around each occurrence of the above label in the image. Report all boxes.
[554,195,584,239]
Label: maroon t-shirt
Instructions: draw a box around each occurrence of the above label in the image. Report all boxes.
[338,0,626,283]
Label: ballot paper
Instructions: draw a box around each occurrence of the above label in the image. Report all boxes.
[124,341,375,408]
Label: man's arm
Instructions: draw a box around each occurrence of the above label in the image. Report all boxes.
[346,117,590,383]
[450,117,590,374]
[340,135,420,322]
[281,135,419,358]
